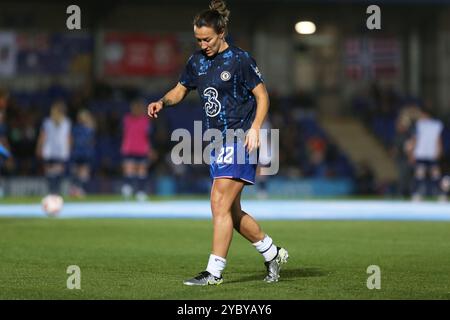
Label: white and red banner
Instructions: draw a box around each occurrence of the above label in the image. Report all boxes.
[103,33,179,76]
[344,36,401,80]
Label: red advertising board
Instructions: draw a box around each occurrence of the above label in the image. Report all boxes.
[103,33,179,76]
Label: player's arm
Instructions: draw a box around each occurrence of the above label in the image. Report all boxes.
[437,135,443,159]
[36,129,46,158]
[147,83,190,119]
[405,136,416,164]
[245,83,270,152]
[68,130,73,151]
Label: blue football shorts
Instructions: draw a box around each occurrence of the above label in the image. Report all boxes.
[209,141,257,185]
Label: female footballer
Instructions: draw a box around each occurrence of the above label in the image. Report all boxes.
[148,0,288,285]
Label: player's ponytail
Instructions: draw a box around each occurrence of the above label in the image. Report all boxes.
[194,0,230,35]
[209,0,230,26]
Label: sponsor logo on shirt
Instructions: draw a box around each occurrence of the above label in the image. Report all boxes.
[203,87,221,117]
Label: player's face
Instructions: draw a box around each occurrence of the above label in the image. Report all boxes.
[194,26,224,57]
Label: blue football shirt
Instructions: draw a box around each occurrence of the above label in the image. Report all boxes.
[179,45,264,136]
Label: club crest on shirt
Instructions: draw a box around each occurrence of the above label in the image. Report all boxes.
[203,87,221,117]
[220,71,231,81]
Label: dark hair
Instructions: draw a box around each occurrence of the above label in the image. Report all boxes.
[193,0,230,34]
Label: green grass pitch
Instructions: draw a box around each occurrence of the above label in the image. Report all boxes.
[0,218,449,299]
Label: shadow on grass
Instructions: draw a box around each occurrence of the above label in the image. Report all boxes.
[227,267,327,284]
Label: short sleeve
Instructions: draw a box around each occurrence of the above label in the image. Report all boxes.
[240,52,264,91]
[179,55,197,90]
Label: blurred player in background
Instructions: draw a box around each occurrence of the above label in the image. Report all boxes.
[256,117,272,199]
[121,99,153,201]
[392,111,415,198]
[407,106,444,201]
[440,174,450,201]
[0,88,11,159]
[148,0,288,286]
[36,100,71,196]
[0,88,11,158]
[70,109,96,198]
[0,88,11,197]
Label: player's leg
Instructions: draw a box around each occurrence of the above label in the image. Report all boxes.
[77,163,90,195]
[412,161,426,201]
[69,163,82,197]
[439,175,450,202]
[430,164,442,197]
[46,161,65,195]
[210,178,244,257]
[230,189,264,242]
[230,190,289,283]
[256,137,271,199]
[121,158,136,198]
[135,159,148,201]
[183,178,243,286]
[45,163,58,194]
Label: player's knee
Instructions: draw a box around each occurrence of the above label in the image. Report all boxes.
[123,167,134,176]
[78,167,88,178]
[137,163,147,175]
[415,165,426,179]
[441,176,450,192]
[431,166,441,180]
[211,195,230,217]
[80,172,90,180]
[47,164,64,175]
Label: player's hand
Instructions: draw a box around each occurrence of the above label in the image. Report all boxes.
[148,101,163,118]
[245,127,260,153]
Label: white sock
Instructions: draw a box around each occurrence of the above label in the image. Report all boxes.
[253,234,278,262]
[206,254,226,278]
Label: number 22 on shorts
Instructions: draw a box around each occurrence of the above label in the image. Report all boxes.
[216,146,234,164]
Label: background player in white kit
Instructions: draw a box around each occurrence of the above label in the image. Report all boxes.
[407,107,444,201]
[36,101,71,195]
